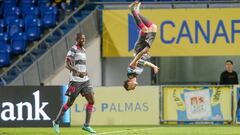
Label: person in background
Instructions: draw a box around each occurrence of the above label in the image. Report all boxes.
[52,0,66,10]
[68,0,81,10]
[219,60,239,123]
[219,60,239,85]
[51,0,66,20]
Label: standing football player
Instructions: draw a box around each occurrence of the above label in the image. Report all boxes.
[52,33,96,134]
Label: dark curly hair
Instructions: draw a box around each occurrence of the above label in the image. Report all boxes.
[226,60,233,65]
[76,32,84,41]
[123,80,130,91]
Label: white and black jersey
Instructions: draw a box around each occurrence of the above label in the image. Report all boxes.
[66,44,89,82]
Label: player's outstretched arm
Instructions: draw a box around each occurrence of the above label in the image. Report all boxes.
[144,61,159,74]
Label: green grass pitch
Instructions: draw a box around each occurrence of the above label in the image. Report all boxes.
[0,125,240,135]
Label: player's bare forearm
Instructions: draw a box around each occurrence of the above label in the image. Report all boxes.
[144,61,156,68]
[130,47,149,67]
[144,61,159,74]
[133,51,145,63]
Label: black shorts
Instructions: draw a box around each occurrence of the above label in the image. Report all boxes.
[134,32,156,54]
[65,80,93,99]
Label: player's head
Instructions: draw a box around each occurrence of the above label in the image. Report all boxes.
[76,33,86,46]
[123,78,138,91]
[225,60,233,72]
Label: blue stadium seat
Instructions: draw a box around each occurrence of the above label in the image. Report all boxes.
[20,0,36,14]
[25,17,42,41]
[22,6,39,18]
[0,44,10,67]
[0,20,6,32]
[7,19,24,38]
[0,5,3,17]
[38,0,51,10]
[0,32,9,45]
[0,52,10,67]
[3,0,17,12]
[0,32,11,54]
[41,6,57,28]
[4,7,20,25]
[11,32,27,54]
[23,7,40,32]
[0,42,11,53]
[3,0,17,5]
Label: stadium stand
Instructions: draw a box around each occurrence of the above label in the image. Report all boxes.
[0,0,57,68]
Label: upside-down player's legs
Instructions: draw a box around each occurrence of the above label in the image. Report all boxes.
[130,27,157,68]
[130,2,153,30]
[139,14,153,28]
[129,2,157,68]
[129,2,148,32]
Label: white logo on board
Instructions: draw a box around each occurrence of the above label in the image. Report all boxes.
[0,90,50,121]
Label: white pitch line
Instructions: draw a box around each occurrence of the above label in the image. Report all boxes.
[96,127,160,135]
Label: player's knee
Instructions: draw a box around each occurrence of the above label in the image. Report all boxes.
[67,101,74,107]
[147,24,157,32]
[91,98,95,105]
[87,96,95,105]
[67,100,75,107]
[141,26,148,33]
[88,100,95,105]
[150,24,157,32]
[152,24,157,29]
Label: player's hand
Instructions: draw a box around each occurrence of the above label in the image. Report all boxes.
[73,71,87,78]
[78,72,88,78]
[153,66,159,74]
[129,62,138,69]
